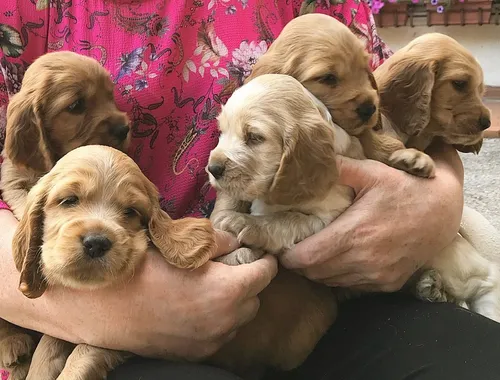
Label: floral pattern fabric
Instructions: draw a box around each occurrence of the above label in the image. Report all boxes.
[0,0,392,376]
[0,0,392,219]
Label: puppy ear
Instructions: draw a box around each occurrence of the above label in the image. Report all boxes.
[454,139,483,154]
[378,57,437,137]
[368,71,379,93]
[267,115,338,205]
[4,92,53,172]
[147,190,216,270]
[12,181,49,299]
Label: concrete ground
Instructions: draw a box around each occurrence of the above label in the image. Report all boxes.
[461,139,500,230]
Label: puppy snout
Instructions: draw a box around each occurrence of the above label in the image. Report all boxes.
[478,116,491,131]
[207,164,225,179]
[110,124,130,141]
[356,101,377,122]
[82,234,112,259]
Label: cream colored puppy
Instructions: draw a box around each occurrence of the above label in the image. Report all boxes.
[208,74,365,260]
[202,74,364,376]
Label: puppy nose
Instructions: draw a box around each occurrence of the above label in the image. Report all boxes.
[356,102,376,122]
[82,234,112,258]
[110,124,130,141]
[478,116,491,131]
[207,164,225,179]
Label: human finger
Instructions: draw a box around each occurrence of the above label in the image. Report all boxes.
[232,254,278,298]
[335,155,382,191]
[280,215,354,270]
[322,273,366,288]
[234,296,260,330]
[211,229,241,259]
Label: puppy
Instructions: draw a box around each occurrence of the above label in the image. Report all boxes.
[0,51,131,219]
[246,13,435,179]
[203,74,364,376]
[0,50,130,379]
[374,33,491,154]
[374,34,500,321]
[13,145,215,380]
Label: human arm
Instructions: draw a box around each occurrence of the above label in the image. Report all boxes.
[0,209,278,360]
[280,143,464,292]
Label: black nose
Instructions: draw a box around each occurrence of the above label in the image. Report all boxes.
[479,116,491,131]
[82,234,112,259]
[207,164,225,179]
[356,102,376,122]
[110,124,130,141]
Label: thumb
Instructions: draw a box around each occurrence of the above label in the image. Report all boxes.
[336,155,381,192]
[211,230,240,259]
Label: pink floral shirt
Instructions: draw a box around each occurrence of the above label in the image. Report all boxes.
[0,0,392,377]
[0,0,392,219]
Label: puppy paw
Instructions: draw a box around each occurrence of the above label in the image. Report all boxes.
[215,248,264,266]
[217,212,253,238]
[0,333,34,369]
[415,270,450,303]
[389,148,436,178]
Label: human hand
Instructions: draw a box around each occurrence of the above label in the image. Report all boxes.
[0,217,278,361]
[280,144,464,292]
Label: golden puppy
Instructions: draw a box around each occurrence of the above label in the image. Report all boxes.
[0,51,131,380]
[374,33,491,154]
[373,34,500,322]
[0,51,131,220]
[202,74,363,376]
[246,13,435,179]
[12,145,215,380]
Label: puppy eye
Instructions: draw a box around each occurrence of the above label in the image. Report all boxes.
[452,80,468,91]
[246,132,265,145]
[60,196,79,207]
[124,207,138,218]
[319,74,338,86]
[67,98,86,114]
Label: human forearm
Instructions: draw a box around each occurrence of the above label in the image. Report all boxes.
[0,209,85,342]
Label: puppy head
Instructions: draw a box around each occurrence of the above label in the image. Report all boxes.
[375,33,490,151]
[246,13,379,135]
[4,51,130,173]
[12,145,214,298]
[208,74,339,206]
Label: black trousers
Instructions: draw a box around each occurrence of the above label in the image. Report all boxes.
[109,293,500,380]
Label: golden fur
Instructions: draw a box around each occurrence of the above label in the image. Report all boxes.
[0,51,131,220]
[9,145,216,380]
[246,13,435,178]
[203,74,364,376]
[374,34,500,322]
[0,51,132,379]
[374,33,491,153]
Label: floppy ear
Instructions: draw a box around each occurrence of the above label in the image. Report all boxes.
[377,56,437,137]
[368,71,379,93]
[146,188,216,270]
[4,91,53,172]
[267,115,338,205]
[12,181,49,299]
[454,139,483,154]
